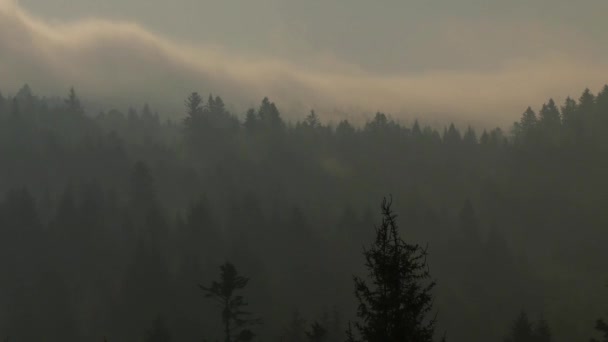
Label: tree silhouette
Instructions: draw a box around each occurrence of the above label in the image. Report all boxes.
[65,87,82,114]
[533,316,551,342]
[306,321,327,342]
[282,310,307,342]
[144,316,171,342]
[591,319,608,342]
[185,92,203,119]
[504,311,533,342]
[347,197,437,342]
[200,262,260,342]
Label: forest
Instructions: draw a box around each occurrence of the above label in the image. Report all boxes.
[0,84,607,342]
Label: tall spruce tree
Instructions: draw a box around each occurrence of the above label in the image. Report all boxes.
[200,262,260,342]
[144,316,171,342]
[306,321,328,342]
[504,311,533,342]
[591,319,608,342]
[346,197,437,342]
[533,316,551,342]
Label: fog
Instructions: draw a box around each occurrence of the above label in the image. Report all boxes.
[3,0,608,126]
[1,1,608,342]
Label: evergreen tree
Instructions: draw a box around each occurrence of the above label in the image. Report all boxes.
[258,97,284,130]
[504,311,533,342]
[306,321,327,342]
[336,120,355,137]
[591,319,608,342]
[185,92,204,118]
[282,311,307,342]
[515,107,538,144]
[480,130,490,145]
[442,123,461,145]
[144,316,171,342]
[463,126,477,145]
[304,110,321,129]
[560,96,579,143]
[571,88,596,141]
[200,262,260,342]
[244,108,257,131]
[347,197,437,342]
[538,99,561,144]
[533,316,551,342]
[65,87,82,114]
[412,120,422,137]
[539,99,560,128]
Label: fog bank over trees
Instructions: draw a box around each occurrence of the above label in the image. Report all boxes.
[3,0,608,127]
[0,82,607,341]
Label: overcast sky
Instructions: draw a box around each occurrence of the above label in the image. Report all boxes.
[3,0,608,126]
[19,0,608,73]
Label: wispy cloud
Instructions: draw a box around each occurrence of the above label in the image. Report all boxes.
[1,0,607,127]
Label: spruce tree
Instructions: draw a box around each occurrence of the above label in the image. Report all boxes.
[346,197,437,342]
[533,316,551,342]
[591,319,608,342]
[306,321,328,342]
[144,317,171,342]
[504,311,533,342]
[200,262,260,342]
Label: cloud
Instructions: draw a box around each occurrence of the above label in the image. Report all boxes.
[1,0,607,128]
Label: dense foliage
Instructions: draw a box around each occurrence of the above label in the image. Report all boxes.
[0,84,607,341]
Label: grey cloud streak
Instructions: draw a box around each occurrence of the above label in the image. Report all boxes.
[1,0,607,128]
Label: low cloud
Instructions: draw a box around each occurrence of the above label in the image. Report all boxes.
[1,0,607,128]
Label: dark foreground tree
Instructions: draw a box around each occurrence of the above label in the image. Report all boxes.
[306,321,327,342]
[144,316,171,342]
[533,316,551,342]
[346,197,437,342]
[503,312,553,342]
[200,262,260,342]
[504,311,533,342]
[591,319,608,342]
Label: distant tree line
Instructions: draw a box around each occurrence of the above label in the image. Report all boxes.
[0,84,606,341]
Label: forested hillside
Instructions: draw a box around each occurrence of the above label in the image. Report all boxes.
[0,84,607,341]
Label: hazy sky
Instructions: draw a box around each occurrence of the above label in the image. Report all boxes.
[3,0,608,126]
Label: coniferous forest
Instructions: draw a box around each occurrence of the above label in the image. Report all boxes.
[0,84,607,342]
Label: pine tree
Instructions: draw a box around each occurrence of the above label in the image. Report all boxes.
[346,197,437,342]
[533,316,551,342]
[144,316,171,342]
[504,311,533,342]
[64,87,82,114]
[282,311,307,342]
[184,92,204,139]
[412,120,422,137]
[443,123,461,145]
[591,319,608,342]
[463,126,477,145]
[258,97,284,130]
[336,120,355,137]
[304,110,321,129]
[538,99,561,144]
[539,99,561,128]
[480,130,490,145]
[185,92,203,118]
[576,88,596,141]
[306,321,328,342]
[516,107,538,144]
[560,96,579,143]
[244,108,257,131]
[200,262,260,342]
